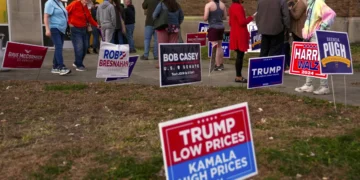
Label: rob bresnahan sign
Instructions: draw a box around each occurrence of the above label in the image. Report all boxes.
[96,42,129,78]
[159,103,258,180]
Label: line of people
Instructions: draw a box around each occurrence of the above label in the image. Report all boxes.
[44,0,136,75]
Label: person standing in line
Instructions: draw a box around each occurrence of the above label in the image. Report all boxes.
[229,0,255,83]
[113,0,126,44]
[256,0,290,57]
[66,0,99,71]
[204,0,227,71]
[91,1,100,54]
[124,0,137,53]
[44,0,71,75]
[97,0,116,43]
[295,0,336,95]
[142,0,160,60]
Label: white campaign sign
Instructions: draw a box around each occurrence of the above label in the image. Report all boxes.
[96,42,130,78]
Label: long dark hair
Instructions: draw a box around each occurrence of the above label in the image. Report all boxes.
[113,0,124,14]
[214,0,220,3]
[163,0,180,12]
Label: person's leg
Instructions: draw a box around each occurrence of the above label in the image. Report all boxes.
[143,26,152,59]
[105,29,115,43]
[216,40,224,66]
[156,30,168,44]
[178,28,183,43]
[50,28,61,70]
[235,50,245,78]
[81,28,88,68]
[92,25,99,52]
[126,24,136,51]
[70,27,84,68]
[117,30,124,44]
[269,31,284,56]
[292,33,303,42]
[152,26,158,59]
[260,35,271,57]
[284,42,291,69]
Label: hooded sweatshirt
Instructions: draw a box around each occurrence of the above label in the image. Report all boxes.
[302,0,336,41]
[96,0,116,29]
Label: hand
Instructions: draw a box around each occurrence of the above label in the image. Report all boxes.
[97,25,101,29]
[45,29,51,37]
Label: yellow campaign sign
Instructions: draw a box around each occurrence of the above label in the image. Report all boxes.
[0,0,8,24]
[321,56,351,67]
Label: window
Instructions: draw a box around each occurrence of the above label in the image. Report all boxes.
[0,0,9,47]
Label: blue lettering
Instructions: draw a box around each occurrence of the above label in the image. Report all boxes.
[298,60,319,70]
[115,51,119,59]
[104,50,110,58]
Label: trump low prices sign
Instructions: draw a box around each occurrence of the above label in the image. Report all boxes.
[159,43,202,87]
[248,55,285,89]
[159,103,258,180]
[289,42,328,79]
[316,30,353,74]
[2,42,48,69]
[250,30,261,51]
[96,42,130,78]
[198,22,209,33]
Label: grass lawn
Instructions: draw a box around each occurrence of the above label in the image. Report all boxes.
[0,81,359,179]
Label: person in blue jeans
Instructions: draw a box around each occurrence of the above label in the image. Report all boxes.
[142,0,159,60]
[44,0,71,76]
[66,0,99,71]
[125,0,136,53]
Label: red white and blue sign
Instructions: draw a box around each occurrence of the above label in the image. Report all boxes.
[250,30,261,51]
[289,42,327,79]
[198,22,209,33]
[316,30,353,75]
[105,56,139,82]
[248,55,285,89]
[159,103,258,180]
[208,42,230,59]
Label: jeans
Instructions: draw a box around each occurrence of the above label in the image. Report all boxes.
[144,26,158,58]
[50,28,65,69]
[125,24,135,50]
[70,27,87,67]
[305,35,328,87]
[260,31,284,57]
[92,25,100,49]
[283,42,291,68]
[112,29,124,44]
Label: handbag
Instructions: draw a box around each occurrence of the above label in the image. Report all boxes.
[81,4,93,33]
[153,3,168,30]
[53,0,71,38]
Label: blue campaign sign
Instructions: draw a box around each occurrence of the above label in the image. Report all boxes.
[198,22,209,33]
[316,30,353,74]
[105,56,139,82]
[248,55,285,89]
[250,30,261,50]
[208,42,230,59]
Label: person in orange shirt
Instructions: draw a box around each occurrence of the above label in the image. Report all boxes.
[66,0,99,71]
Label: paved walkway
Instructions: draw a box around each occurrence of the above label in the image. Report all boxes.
[1,50,359,106]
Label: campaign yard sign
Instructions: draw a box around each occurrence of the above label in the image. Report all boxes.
[290,42,327,79]
[250,30,261,50]
[208,42,230,59]
[105,56,139,82]
[159,103,258,180]
[316,30,353,74]
[159,43,202,87]
[96,42,130,78]
[186,33,207,47]
[248,55,285,89]
[2,42,48,69]
[198,22,209,33]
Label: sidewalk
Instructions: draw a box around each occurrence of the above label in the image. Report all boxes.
[1,50,359,106]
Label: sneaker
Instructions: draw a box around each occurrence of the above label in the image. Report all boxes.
[140,55,148,60]
[295,84,314,93]
[285,70,290,74]
[313,87,330,95]
[76,66,86,72]
[72,63,76,68]
[130,49,137,53]
[219,64,225,70]
[51,68,60,74]
[214,65,222,71]
[59,67,71,76]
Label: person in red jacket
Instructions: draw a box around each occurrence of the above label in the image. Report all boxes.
[229,0,255,83]
[66,0,99,71]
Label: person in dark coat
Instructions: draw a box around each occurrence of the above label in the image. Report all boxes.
[125,0,136,53]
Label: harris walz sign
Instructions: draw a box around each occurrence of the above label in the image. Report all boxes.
[159,43,202,87]
[316,30,353,74]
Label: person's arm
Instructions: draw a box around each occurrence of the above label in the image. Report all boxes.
[86,7,98,27]
[234,5,253,26]
[152,3,162,20]
[111,7,117,28]
[318,1,336,30]
[203,3,210,21]
[281,0,291,30]
[142,0,148,10]
[290,1,306,20]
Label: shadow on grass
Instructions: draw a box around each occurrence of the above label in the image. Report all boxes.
[261,129,360,179]
[44,84,88,91]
